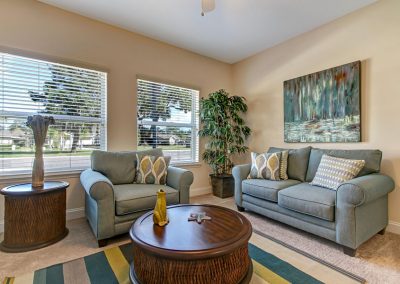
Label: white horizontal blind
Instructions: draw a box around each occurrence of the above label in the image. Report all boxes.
[137,79,199,164]
[0,52,107,176]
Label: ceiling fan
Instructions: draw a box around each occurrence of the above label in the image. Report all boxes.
[201,0,215,16]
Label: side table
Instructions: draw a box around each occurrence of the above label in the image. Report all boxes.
[0,181,69,252]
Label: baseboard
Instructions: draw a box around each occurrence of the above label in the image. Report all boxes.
[191,186,212,197]
[387,221,400,235]
[66,207,85,221]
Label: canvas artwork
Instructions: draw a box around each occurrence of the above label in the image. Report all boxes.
[284,61,361,143]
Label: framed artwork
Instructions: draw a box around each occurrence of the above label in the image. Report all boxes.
[284,61,361,143]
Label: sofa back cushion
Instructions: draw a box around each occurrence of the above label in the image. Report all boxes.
[268,146,311,182]
[306,148,382,182]
[91,148,163,184]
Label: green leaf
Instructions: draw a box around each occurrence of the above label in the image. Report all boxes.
[198,89,251,174]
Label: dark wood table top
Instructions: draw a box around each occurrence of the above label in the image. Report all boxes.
[130,204,252,260]
[0,181,69,196]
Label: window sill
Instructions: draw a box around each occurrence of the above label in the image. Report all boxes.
[0,169,84,184]
[0,163,203,184]
[171,162,202,168]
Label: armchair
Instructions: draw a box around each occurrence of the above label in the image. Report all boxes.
[80,149,194,246]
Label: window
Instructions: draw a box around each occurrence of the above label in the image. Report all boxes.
[0,52,107,176]
[137,79,199,164]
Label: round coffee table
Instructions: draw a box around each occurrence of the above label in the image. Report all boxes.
[129,204,252,284]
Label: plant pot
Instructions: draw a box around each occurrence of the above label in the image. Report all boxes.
[210,174,234,198]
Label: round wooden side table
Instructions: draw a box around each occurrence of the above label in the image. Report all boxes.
[129,204,253,284]
[0,181,69,252]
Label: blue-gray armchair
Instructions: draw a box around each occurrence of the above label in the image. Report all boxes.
[80,149,194,247]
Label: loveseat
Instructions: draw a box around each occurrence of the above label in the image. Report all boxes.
[80,149,194,246]
[233,147,395,256]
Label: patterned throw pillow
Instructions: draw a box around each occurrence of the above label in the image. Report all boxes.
[310,154,365,190]
[279,150,289,180]
[248,152,281,180]
[135,155,171,185]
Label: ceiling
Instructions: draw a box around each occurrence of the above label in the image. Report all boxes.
[39,0,377,63]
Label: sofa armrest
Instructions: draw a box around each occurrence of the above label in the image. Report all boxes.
[80,169,114,201]
[335,173,394,249]
[232,164,251,206]
[167,166,194,204]
[80,169,116,240]
[336,173,395,206]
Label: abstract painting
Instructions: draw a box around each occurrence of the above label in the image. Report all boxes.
[284,61,361,143]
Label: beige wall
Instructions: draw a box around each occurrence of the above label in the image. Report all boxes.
[0,0,232,223]
[232,0,400,224]
[1,0,400,230]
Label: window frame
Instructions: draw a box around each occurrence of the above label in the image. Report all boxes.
[0,52,108,177]
[136,78,200,165]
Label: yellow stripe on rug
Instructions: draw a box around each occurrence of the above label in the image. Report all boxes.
[252,259,290,284]
[251,273,272,284]
[104,246,130,284]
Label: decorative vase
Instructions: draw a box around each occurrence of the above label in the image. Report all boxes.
[153,189,169,226]
[26,115,55,188]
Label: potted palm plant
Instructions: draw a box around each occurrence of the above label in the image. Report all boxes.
[199,89,251,198]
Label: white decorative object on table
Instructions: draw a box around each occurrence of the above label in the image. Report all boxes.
[26,115,55,188]
[188,212,212,224]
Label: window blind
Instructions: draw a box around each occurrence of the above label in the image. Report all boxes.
[137,79,199,164]
[0,52,107,176]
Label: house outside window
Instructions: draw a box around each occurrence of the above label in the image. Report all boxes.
[137,79,199,164]
[0,52,107,176]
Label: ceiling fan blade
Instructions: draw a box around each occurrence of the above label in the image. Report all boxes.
[202,0,215,14]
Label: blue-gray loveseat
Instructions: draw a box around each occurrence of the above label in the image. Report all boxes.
[233,147,394,256]
[80,149,194,247]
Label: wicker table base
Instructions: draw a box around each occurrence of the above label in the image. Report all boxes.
[129,204,253,284]
[129,258,253,284]
[0,181,69,253]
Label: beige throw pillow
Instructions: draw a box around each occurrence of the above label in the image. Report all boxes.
[248,152,281,181]
[310,154,365,190]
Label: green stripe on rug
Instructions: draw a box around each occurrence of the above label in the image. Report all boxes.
[84,250,118,284]
[33,269,46,284]
[46,264,63,284]
[119,243,133,263]
[249,243,323,284]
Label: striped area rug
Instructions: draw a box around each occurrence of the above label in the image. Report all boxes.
[2,231,363,284]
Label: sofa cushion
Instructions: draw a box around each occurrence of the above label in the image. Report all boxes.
[306,148,382,182]
[242,179,301,202]
[114,184,179,215]
[268,146,311,182]
[91,149,163,185]
[278,183,336,221]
